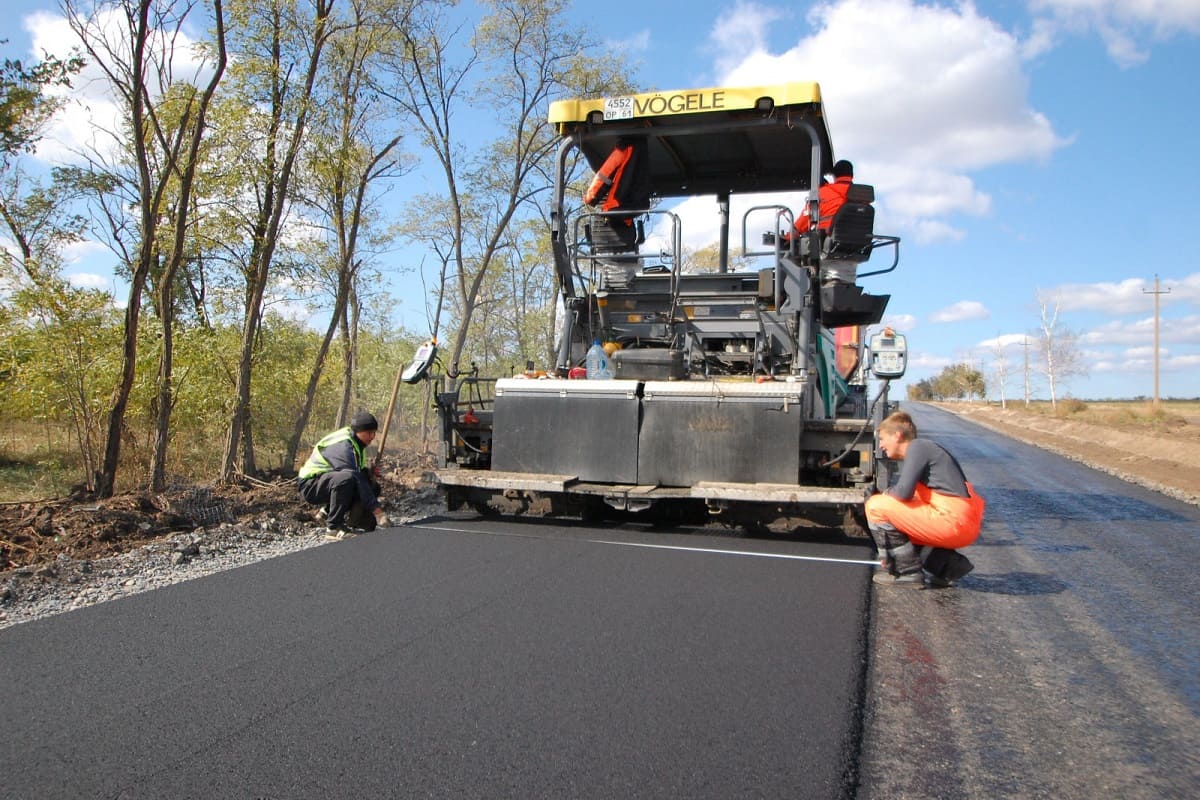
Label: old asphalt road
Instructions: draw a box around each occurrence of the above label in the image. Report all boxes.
[3,403,1198,798]
[859,403,1199,799]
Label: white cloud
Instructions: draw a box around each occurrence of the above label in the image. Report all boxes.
[606,29,651,54]
[1022,16,1060,59]
[1088,347,1199,375]
[710,2,785,77]
[24,8,217,166]
[905,351,953,371]
[61,238,109,265]
[1030,0,1200,67]
[978,332,1035,349]
[1082,314,1200,346]
[930,300,989,323]
[882,312,918,331]
[707,0,1067,244]
[1166,353,1200,370]
[1049,272,1200,314]
[67,272,111,289]
[1122,345,1158,359]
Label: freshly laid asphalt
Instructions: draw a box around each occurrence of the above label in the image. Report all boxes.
[1,511,876,799]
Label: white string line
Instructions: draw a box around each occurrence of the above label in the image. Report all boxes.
[408,523,878,567]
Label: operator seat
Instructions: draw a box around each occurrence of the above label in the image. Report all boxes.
[586,214,645,289]
[820,183,875,286]
[586,215,644,254]
[813,183,889,328]
[823,183,875,263]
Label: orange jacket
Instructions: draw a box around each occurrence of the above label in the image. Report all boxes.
[584,145,634,211]
[795,175,854,234]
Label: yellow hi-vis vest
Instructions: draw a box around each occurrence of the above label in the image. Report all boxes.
[298,426,366,480]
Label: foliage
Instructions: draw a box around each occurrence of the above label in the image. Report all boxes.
[0,43,83,163]
[684,241,752,273]
[0,427,78,501]
[906,380,934,401]
[1056,397,1088,415]
[1,0,638,499]
[0,281,123,485]
[0,303,426,494]
[908,362,986,401]
[383,0,636,377]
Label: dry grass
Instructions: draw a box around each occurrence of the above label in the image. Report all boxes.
[0,422,79,502]
[997,399,1197,433]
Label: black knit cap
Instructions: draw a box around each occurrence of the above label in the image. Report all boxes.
[350,411,379,432]
[831,159,854,178]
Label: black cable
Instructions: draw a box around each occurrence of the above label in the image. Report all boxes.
[822,378,890,468]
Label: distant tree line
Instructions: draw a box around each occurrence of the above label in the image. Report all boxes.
[909,289,1093,407]
[907,363,986,402]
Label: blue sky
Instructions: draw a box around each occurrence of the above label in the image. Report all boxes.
[4,0,1199,400]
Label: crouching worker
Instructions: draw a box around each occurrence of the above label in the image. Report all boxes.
[298,411,391,539]
[866,411,985,588]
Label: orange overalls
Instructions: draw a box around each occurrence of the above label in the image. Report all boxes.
[865,482,986,550]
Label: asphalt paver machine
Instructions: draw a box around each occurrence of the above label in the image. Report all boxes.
[432,82,907,534]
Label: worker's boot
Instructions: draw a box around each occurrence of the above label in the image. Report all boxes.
[869,522,925,588]
[868,521,895,570]
[347,501,377,532]
[924,547,974,588]
[873,542,925,588]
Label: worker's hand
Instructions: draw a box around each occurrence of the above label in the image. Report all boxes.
[374,507,391,528]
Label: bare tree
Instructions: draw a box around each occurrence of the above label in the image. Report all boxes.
[1035,289,1087,410]
[146,23,228,492]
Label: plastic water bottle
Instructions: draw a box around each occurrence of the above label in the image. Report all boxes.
[585,340,612,379]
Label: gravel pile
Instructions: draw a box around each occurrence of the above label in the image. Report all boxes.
[0,489,444,631]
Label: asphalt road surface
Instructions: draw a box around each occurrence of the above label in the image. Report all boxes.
[2,403,1197,799]
[1,508,877,798]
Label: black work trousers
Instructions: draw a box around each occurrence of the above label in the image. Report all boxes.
[299,470,376,530]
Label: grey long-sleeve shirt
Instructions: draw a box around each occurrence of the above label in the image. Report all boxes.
[889,438,970,500]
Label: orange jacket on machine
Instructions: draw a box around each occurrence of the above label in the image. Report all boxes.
[584,143,636,211]
[794,174,854,234]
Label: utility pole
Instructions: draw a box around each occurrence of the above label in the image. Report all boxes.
[1143,275,1171,409]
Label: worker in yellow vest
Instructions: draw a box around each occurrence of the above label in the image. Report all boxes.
[298,411,390,539]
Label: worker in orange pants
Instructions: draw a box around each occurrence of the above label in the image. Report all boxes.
[866,411,986,588]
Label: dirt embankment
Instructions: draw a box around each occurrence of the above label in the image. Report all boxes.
[0,450,440,572]
[934,403,1200,507]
